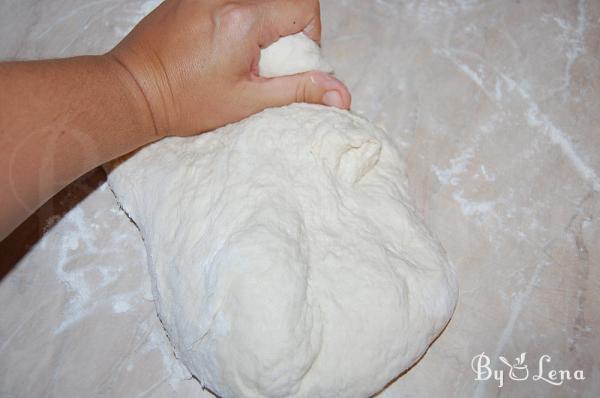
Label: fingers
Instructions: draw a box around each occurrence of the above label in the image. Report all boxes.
[254,0,322,47]
[243,71,351,112]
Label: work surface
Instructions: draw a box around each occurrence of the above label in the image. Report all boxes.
[1,1,599,397]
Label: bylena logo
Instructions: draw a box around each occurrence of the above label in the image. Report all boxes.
[471,352,585,388]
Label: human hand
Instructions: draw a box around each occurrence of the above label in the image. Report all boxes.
[107,0,351,138]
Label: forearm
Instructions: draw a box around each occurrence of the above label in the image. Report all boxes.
[0,55,156,239]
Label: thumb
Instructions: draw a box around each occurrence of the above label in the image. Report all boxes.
[247,71,351,111]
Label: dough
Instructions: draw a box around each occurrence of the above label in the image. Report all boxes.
[258,33,333,78]
[108,33,458,398]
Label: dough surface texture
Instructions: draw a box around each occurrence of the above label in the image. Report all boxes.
[108,34,458,398]
[258,32,333,78]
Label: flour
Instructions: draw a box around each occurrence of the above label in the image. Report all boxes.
[108,33,458,397]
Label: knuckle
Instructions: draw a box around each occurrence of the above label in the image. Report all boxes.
[308,0,321,15]
[295,82,304,103]
[216,2,256,30]
[295,76,311,103]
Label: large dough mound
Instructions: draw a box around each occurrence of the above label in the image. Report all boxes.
[108,103,458,397]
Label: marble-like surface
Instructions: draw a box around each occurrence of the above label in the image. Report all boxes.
[1,1,599,397]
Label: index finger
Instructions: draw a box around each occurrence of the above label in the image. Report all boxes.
[254,0,321,48]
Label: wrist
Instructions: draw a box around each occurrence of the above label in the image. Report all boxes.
[105,43,176,140]
[102,51,172,140]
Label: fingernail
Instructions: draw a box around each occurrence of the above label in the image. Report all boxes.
[322,90,343,108]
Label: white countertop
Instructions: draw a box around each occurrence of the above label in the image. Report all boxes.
[1,1,598,397]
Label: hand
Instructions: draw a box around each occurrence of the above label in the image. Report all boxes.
[107,0,352,138]
[0,0,352,238]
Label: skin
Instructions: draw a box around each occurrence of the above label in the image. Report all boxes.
[0,0,351,240]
